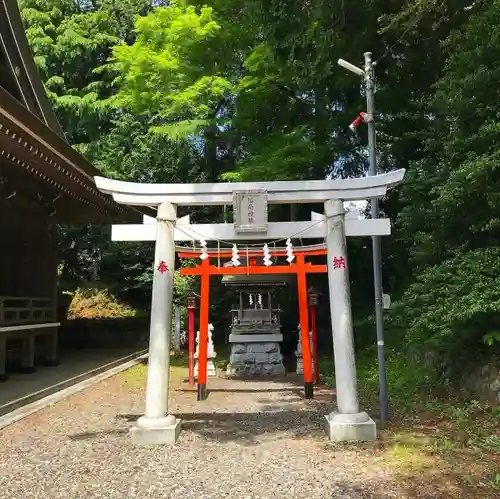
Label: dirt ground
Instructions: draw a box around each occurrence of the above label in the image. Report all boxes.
[0,363,498,498]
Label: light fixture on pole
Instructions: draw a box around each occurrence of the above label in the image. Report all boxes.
[337,58,365,76]
[338,52,388,426]
[349,111,371,133]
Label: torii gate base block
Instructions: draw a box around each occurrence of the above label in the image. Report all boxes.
[130,418,182,446]
[323,412,376,442]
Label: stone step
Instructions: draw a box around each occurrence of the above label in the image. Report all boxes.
[230,352,283,364]
[226,363,285,376]
[231,326,281,333]
[230,342,281,354]
[229,334,283,343]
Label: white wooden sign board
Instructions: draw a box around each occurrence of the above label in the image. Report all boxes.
[233,190,268,233]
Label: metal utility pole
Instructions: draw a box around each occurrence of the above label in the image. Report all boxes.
[338,52,388,425]
[364,52,388,426]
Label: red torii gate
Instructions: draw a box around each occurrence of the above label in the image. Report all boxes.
[178,245,328,401]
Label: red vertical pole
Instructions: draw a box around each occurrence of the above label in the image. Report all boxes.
[310,305,320,384]
[188,307,195,387]
[296,255,313,399]
[197,259,210,401]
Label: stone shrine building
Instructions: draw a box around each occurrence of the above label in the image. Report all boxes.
[224,273,292,376]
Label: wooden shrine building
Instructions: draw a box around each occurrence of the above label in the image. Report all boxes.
[0,2,141,380]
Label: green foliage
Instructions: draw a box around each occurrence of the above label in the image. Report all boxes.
[221,127,317,182]
[387,1,500,374]
[67,285,137,319]
[20,0,500,383]
[108,3,230,135]
[391,248,500,364]
[323,352,500,456]
[491,473,500,490]
[21,0,135,143]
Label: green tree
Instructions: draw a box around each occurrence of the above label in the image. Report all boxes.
[389,1,500,371]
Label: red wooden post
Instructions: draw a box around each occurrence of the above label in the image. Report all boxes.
[178,248,329,400]
[197,258,210,401]
[186,294,196,387]
[309,292,320,384]
[296,254,314,399]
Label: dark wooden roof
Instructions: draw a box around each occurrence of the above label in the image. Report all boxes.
[0,1,150,223]
[0,0,63,136]
[222,274,292,287]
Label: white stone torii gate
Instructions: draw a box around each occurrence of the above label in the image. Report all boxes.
[94,169,405,445]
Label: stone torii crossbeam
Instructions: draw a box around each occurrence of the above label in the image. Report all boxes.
[95,169,405,445]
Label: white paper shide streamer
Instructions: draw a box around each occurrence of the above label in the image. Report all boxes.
[231,243,240,266]
[199,239,208,260]
[263,243,272,266]
[285,238,295,263]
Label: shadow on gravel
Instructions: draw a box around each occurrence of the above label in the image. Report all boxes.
[331,482,381,499]
[181,410,324,444]
[113,409,325,444]
[68,410,323,445]
[68,428,128,440]
[175,388,303,394]
[332,475,499,499]
[67,417,496,497]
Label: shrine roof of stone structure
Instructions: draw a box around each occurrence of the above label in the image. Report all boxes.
[94,169,405,206]
[221,274,293,287]
[0,2,148,223]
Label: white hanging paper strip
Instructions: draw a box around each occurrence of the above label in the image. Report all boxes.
[249,293,253,306]
[286,238,295,263]
[263,243,272,266]
[199,238,208,260]
[231,243,241,266]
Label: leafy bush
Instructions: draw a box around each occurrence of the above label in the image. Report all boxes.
[67,286,137,319]
[388,247,500,376]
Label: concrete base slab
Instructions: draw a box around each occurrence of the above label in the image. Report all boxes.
[130,418,182,445]
[229,333,283,343]
[324,414,377,442]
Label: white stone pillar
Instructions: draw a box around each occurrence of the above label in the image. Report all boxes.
[131,202,181,445]
[323,199,376,441]
[194,324,217,377]
[206,323,217,376]
[173,305,181,352]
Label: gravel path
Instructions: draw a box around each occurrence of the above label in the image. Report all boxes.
[0,368,412,498]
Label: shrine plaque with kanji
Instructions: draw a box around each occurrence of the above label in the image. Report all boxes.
[233,189,268,233]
